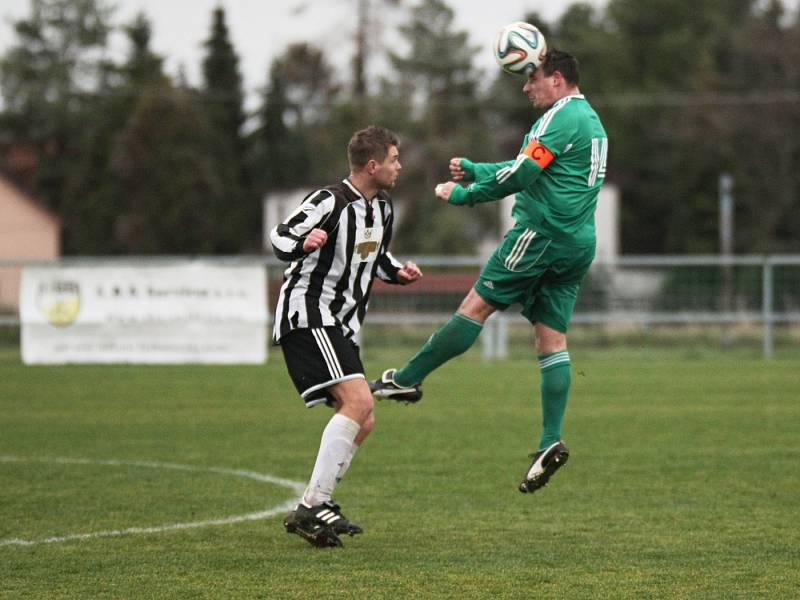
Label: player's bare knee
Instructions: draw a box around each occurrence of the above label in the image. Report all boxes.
[457,288,495,323]
[338,389,374,423]
[535,324,567,355]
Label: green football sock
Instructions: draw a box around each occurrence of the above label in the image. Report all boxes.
[394,313,483,387]
[537,351,572,450]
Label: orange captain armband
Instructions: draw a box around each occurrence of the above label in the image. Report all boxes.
[522,139,555,169]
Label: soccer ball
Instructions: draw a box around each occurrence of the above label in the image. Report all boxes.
[494,22,547,75]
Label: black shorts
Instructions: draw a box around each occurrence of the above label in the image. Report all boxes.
[279,327,365,407]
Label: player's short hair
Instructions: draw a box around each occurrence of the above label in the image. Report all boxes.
[541,49,580,86]
[348,126,400,170]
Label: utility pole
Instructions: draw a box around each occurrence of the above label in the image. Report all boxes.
[719,173,734,348]
[353,0,369,105]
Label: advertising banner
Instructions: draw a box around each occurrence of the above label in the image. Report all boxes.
[20,262,267,364]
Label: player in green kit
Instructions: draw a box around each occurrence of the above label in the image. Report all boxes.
[371,48,608,494]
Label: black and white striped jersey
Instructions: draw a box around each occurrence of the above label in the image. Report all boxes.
[270,178,405,342]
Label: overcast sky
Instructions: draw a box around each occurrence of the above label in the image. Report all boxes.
[0,0,612,108]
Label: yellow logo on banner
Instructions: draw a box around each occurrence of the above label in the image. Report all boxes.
[37,281,81,327]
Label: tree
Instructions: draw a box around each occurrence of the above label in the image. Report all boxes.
[120,12,165,88]
[0,0,124,254]
[601,0,799,253]
[111,86,238,254]
[200,6,253,249]
[249,43,342,194]
[0,0,114,215]
[201,7,245,153]
[350,0,402,112]
[386,0,493,253]
[64,12,168,254]
[717,1,800,252]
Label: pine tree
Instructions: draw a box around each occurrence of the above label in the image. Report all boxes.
[249,43,341,193]
[202,6,245,153]
[111,86,236,254]
[200,6,253,250]
[66,12,168,254]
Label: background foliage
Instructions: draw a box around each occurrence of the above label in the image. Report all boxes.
[1,0,798,255]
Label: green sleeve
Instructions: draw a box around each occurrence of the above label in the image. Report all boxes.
[448,157,543,206]
[457,158,515,183]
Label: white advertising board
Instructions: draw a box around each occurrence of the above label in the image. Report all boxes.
[20,262,267,364]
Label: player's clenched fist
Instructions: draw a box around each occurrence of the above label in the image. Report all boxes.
[303,228,328,252]
[434,181,456,201]
[397,261,423,285]
[449,157,467,181]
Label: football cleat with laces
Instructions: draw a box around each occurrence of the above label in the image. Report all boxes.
[283,501,362,548]
[519,440,570,494]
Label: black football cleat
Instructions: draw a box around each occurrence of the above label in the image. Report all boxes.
[369,369,423,403]
[519,440,570,494]
[283,501,362,548]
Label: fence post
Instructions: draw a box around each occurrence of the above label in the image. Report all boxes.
[496,314,509,359]
[481,316,495,360]
[719,173,735,349]
[762,256,774,359]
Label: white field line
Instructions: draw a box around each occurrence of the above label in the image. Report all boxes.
[0,456,305,547]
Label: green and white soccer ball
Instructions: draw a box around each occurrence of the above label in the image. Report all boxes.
[494,22,547,75]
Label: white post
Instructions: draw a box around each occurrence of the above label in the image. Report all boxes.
[762,257,774,359]
[719,173,734,348]
[496,314,509,359]
[481,315,495,361]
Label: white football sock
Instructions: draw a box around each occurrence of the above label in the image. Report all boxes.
[302,413,361,506]
[335,441,360,484]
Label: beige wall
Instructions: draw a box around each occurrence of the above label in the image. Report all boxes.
[0,177,60,310]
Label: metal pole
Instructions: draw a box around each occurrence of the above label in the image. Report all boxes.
[719,173,734,348]
[481,315,495,360]
[762,257,774,359]
[496,314,509,359]
[719,174,734,256]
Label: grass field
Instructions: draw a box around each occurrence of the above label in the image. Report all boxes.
[1,344,799,599]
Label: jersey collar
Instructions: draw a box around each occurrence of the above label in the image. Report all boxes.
[343,178,387,203]
[343,178,367,201]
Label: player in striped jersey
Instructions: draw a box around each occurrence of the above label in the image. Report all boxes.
[371,49,608,494]
[274,126,422,547]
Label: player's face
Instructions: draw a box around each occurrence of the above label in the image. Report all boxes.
[373,145,402,190]
[523,67,556,109]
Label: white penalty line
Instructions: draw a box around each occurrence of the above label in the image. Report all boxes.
[0,456,305,547]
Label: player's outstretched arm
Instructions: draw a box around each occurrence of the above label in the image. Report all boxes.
[450,157,520,183]
[447,143,553,206]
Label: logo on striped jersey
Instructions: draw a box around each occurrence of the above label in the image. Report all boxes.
[354,226,383,262]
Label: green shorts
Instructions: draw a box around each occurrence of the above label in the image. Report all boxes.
[475,223,595,333]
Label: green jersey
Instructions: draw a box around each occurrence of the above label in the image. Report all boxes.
[449,94,607,248]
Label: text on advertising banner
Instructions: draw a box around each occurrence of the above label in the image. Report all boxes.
[20,262,267,364]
